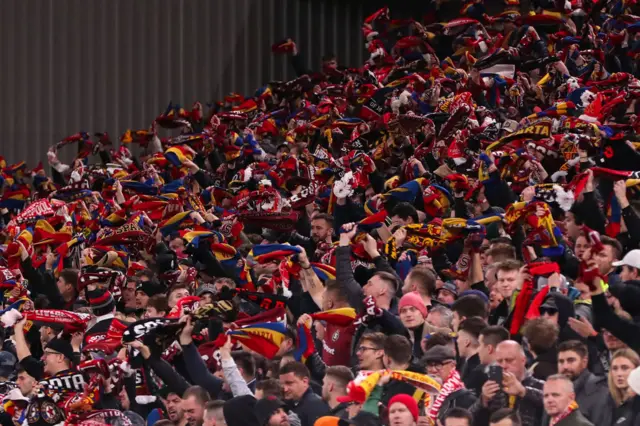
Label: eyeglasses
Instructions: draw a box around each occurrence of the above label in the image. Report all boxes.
[427,360,453,369]
[356,346,380,354]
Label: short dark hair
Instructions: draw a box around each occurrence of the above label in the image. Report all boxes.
[232,351,256,378]
[601,236,623,259]
[407,268,437,296]
[60,269,79,290]
[444,407,473,426]
[182,386,210,404]
[557,340,588,359]
[278,361,310,379]
[424,332,454,351]
[522,317,559,354]
[373,271,401,294]
[391,202,419,224]
[458,317,488,341]
[360,332,386,350]
[452,295,487,319]
[490,408,522,426]
[325,366,354,388]
[147,295,169,313]
[325,280,349,304]
[495,259,523,274]
[480,326,510,348]
[487,244,516,262]
[311,213,334,227]
[256,379,282,398]
[383,335,413,365]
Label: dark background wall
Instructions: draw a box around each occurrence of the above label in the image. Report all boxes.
[0,0,376,166]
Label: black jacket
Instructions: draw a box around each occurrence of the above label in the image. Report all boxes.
[286,387,330,426]
[437,388,478,424]
[592,293,640,353]
[529,347,558,381]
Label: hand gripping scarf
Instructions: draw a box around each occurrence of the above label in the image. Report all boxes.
[428,369,464,422]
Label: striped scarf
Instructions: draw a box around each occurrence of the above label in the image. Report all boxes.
[428,369,464,422]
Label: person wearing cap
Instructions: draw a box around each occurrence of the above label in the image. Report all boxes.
[437,282,459,305]
[423,345,476,422]
[12,317,85,395]
[83,287,116,347]
[196,283,217,305]
[387,394,419,426]
[398,292,430,358]
[136,279,167,310]
[255,397,291,426]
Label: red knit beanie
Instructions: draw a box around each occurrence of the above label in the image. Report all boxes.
[398,291,428,318]
[388,394,419,421]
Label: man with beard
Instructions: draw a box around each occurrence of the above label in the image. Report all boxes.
[556,341,607,425]
[182,386,211,426]
[162,391,188,426]
[310,213,334,261]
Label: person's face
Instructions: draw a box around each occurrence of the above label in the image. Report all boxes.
[437,290,456,305]
[445,417,471,426]
[356,340,384,370]
[165,394,184,422]
[200,293,214,305]
[565,213,580,240]
[56,276,73,296]
[182,395,205,426]
[557,350,587,380]
[595,245,615,275]
[16,372,36,397]
[322,58,338,71]
[363,276,387,299]
[41,349,65,376]
[365,187,376,201]
[496,269,519,298]
[427,360,455,382]
[169,288,190,308]
[136,291,150,309]
[321,289,334,311]
[427,311,444,328]
[390,215,411,229]
[267,408,290,426]
[496,343,526,379]
[169,238,186,254]
[400,306,424,329]
[214,279,235,293]
[310,218,333,243]
[603,329,626,351]
[543,380,575,417]
[574,235,589,259]
[452,311,463,332]
[485,265,498,288]
[489,289,504,310]
[123,280,137,306]
[40,326,55,346]
[540,307,559,324]
[478,335,494,365]
[388,402,416,426]
[279,372,308,401]
[620,265,639,282]
[611,356,636,390]
[144,306,164,319]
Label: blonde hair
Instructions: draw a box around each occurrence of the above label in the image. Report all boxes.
[608,348,640,406]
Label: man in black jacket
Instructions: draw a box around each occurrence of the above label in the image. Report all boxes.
[321,366,353,419]
[279,361,329,426]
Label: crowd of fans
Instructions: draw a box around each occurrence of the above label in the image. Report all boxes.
[1,1,640,426]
